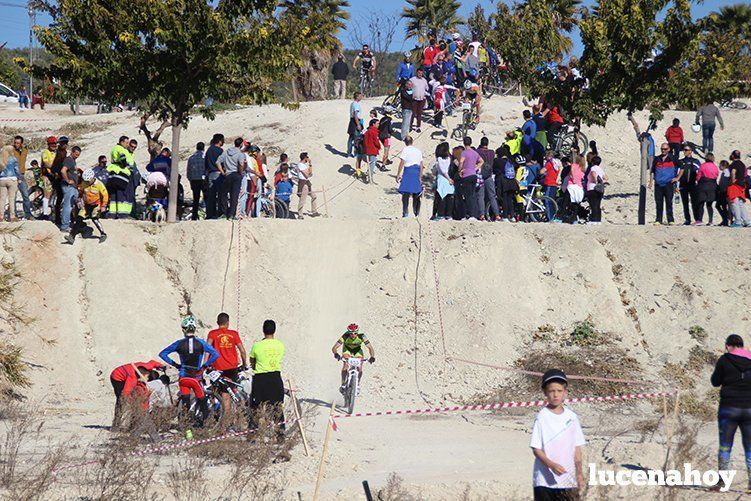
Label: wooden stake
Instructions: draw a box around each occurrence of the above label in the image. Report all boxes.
[662,391,672,451]
[288,379,310,457]
[321,185,330,218]
[313,401,336,501]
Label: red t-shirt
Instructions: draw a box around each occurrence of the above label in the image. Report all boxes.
[547,106,564,124]
[423,46,437,67]
[542,160,559,187]
[207,327,243,371]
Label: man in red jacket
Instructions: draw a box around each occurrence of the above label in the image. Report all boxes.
[110,359,165,430]
[364,118,381,185]
[665,118,684,160]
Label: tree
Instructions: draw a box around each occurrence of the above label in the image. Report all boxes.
[284,0,350,101]
[348,10,401,58]
[466,5,491,42]
[486,0,579,93]
[401,0,463,43]
[24,0,314,222]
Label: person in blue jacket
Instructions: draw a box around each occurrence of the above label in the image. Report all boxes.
[159,315,219,426]
[396,52,415,83]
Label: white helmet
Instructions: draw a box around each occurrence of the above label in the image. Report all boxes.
[404,51,411,58]
[82,169,95,182]
[452,33,461,41]
[464,80,474,91]
[691,123,701,133]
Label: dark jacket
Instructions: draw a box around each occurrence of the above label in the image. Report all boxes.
[711,353,751,408]
[332,61,349,81]
[400,88,414,110]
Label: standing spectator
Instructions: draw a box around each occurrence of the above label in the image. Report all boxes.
[146,148,172,178]
[51,136,70,225]
[40,136,57,219]
[400,80,414,141]
[396,136,424,217]
[0,146,21,222]
[248,319,286,441]
[694,152,719,225]
[274,163,294,215]
[125,139,141,218]
[296,152,318,219]
[186,142,205,220]
[710,334,751,493]
[717,160,732,226]
[332,55,349,100]
[476,137,500,221]
[204,133,225,219]
[678,145,700,225]
[495,145,517,221]
[431,141,454,220]
[532,105,548,150]
[92,155,109,184]
[409,69,429,133]
[728,150,749,227]
[105,136,133,219]
[539,150,561,222]
[541,101,565,147]
[396,52,414,83]
[378,112,392,168]
[649,143,680,225]
[521,110,537,157]
[347,92,364,157]
[207,312,247,429]
[586,156,606,224]
[59,145,81,232]
[530,369,586,500]
[216,137,246,219]
[458,136,483,220]
[664,118,684,160]
[363,118,381,185]
[422,39,438,74]
[695,102,724,153]
[11,136,31,220]
[17,86,29,109]
[31,87,44,109]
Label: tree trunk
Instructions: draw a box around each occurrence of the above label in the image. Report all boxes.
[167,120,181,223]
[296,50,334,101]
[639,134,650,225]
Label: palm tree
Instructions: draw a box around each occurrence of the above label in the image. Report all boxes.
[401,0,463,43]
[283,0,350,100]
[711,4,751,41]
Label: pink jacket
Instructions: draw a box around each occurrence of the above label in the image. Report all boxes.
[696,161,719,182]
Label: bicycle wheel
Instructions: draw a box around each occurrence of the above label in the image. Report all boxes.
[274,199,289,219]
[731,101,748,110]
[575,131,589,156]
[528,197,557,222]
[346,374,357,415]
[257,198,276,218]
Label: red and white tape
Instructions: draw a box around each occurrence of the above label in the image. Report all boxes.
[331,390,676,423]
[0,118,53,122]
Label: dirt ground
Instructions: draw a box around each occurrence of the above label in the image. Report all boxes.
[1,97,750,499]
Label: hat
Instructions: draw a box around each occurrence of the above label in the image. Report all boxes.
[58,135,70,144]
[452,33,461,40]
[249,145,260,153]
[46,136,58,144]
[541,369,568,388]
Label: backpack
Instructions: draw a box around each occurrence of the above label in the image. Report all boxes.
[504,160,515,180]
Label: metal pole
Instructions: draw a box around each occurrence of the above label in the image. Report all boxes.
[28,3,34,92]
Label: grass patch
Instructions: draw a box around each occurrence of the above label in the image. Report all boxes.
[144,242,158,258]
[59,120,114,138]
[688,325,708,343]
[0,342,31,397]
[570,319,600,347]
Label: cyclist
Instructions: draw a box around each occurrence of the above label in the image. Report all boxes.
[159,316,219,427]
[353,45,377,93]
[64,168,108,244]
[332,323,375,395]
[206,312,247,423]
[461,78,482,123]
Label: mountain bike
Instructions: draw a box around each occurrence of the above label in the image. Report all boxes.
[451,101,478,140]
[340,356,365,415]
[359,71,373,98]
[551,124,588,158]
[522,183,557,222]
[250,188,289,219]
[480,67,516,99]
[381,82,403,118]
[14,170,55,219]
[720,99,748,110]
[175,371,224,428]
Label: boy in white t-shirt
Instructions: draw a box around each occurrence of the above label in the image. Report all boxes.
[530,369,586,501]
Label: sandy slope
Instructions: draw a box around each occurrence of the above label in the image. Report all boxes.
[1,98,750,498]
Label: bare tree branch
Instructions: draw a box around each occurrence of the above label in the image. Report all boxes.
[138,113,171,160]
[348,10,401,59]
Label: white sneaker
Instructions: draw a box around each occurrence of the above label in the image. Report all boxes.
[339,385,346,395]
[356,385,361,396]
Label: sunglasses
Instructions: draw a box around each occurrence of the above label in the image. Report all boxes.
[683,149,691,152]
[660,148,669,151]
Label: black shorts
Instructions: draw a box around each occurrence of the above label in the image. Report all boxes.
[218,367,241,393]
[533,486,580,501]
[250,371,284,406]
[111,376,125,399]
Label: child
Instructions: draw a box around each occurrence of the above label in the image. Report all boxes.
[665,118,684,160]
[378,112,393,168]
[530,369,585,500]
[65,169,108,244]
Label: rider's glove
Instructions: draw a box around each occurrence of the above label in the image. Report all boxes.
[368,357,375,364]
[334,353,341,361]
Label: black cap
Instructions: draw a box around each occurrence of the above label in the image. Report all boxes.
[541,369,568,388]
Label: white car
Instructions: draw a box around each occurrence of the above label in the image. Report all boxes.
[0,82,19,103]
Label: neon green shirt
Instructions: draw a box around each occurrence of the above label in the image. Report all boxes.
[249,338,285,374]
[339,333,368,354]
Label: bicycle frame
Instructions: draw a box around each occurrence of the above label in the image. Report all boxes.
[523,184,545,215]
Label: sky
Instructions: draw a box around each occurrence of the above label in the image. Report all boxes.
[0,0,744,55]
